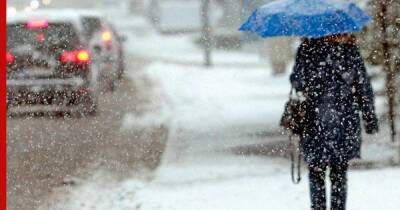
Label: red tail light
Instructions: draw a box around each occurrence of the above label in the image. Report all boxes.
[6,52,14,65]
[76,50,90,62]
[60,50,91,64]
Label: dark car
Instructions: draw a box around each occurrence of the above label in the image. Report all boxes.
[6,11,102,115]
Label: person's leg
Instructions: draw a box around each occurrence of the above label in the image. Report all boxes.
[330,161,348,210]
[308,162,327,210]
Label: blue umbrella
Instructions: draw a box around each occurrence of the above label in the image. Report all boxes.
[239,0,371,38]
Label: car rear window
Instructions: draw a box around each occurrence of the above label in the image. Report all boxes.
[7,23,80,51]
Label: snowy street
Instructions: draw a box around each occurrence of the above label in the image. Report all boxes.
[27,15,400,210]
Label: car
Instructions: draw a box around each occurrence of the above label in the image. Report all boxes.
[76,10,126,87]
[6,10,107,115]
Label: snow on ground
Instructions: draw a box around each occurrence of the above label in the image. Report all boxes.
[128,62,290,133]
[127,155,400,210]
[48,153,400,210]
[124,61,396,162]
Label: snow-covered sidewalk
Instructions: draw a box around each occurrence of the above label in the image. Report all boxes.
[128,155,400,210]
[49,153,400,210]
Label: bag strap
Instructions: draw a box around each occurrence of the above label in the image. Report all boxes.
[289,134,301,184]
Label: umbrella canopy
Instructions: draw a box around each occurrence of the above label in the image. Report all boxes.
[239,0,371,38]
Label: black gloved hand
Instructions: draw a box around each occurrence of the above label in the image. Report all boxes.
[365,120,379,134]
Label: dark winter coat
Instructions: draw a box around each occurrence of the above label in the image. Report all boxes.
[290,39,378,164]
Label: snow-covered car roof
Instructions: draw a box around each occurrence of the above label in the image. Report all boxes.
[6,9,107,44]
[7,9,106,27]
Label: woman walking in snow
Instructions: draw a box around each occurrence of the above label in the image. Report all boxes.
[290,34,379,210]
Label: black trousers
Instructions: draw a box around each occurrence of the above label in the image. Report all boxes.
[308,160,348,210]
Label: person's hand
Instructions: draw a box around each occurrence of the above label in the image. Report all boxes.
[365,121,379,134]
